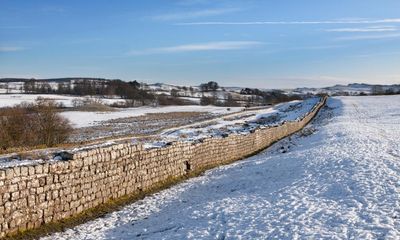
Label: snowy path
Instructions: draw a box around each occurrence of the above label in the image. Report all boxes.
[43,96,400,240]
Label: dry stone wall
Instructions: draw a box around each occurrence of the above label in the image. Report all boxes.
[0,97,327,237]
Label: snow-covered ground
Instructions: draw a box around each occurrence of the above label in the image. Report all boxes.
[0,94,77,107]
[61,105,244,128]
[42,95,400,239]
[159,98,320,144]
[291,83,400,96]
[0,94,245,128]
[0,94,125,108]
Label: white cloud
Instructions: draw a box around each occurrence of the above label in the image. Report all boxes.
[290,45,346,50]
[258,45,346,55]
[151,8,240,21]
[351,51,400,58]
[177,18,400,25]
[128,41,263,55]
[326,25,398,32]
[336,33,400,41]
[0,46,24,52]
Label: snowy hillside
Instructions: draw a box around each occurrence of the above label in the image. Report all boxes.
[0,78,291,106]
[42,95,400,239]
[0,94,126,108]
[292,83,400,96]
[143,82,261,104]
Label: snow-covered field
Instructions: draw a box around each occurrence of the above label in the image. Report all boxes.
[0,94,244,128]
[0,94,77,107]
[61,105,243,128]
[0,94,125,108]
[42,95,400,239]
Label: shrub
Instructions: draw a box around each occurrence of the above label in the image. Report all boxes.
[200,95,217,106]
[157,94,191,106]
[0,98,72,150]
[72,97,114,111]
[34,99,72,146]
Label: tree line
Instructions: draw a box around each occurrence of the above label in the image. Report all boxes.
[19,79,304,107]
[240,88,301,105]
[23,79,155,103]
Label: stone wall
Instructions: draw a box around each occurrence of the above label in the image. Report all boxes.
[0,97,327,237]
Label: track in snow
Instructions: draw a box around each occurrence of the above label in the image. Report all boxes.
[43,96,400,240]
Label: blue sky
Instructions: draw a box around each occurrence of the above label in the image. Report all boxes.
[1,0,400,88]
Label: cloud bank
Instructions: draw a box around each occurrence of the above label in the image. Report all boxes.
[177,18,400,25]
[128,41,263,55]
[336,33,400,41]
[0,46,24,52]
[151,8,240,21]
[326,26,398,32]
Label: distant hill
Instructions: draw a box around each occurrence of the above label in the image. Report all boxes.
[292,83,400,96]
[1,78,399,97]
[0,77,112,83]
[0,78,303,107]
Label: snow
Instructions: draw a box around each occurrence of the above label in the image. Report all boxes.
[292,84,400,96]
[143,83,256,101]
[0,94,76,107]
[161,98,320,143]
[0,82,24,93]
[179,97,201,103]
[255,98,319,122]
[0,158,43,168]
[42,95,400,239]
[0,94,124,108]
[0,94,245,128]
[61,105,244,128]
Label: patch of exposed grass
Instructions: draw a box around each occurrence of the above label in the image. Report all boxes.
[70,103,116,112]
